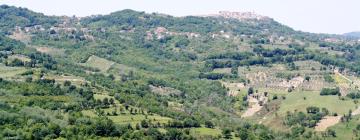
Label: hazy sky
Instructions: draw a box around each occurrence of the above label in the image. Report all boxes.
[1,0,359,34]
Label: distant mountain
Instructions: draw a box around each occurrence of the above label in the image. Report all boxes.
[343,31,360,38]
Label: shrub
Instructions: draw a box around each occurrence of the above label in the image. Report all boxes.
[346,91,360,99]
[324,74,334,83]
[320,87,340,96]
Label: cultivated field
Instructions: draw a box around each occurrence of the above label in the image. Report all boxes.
[8,54,31,62]
[278,91,356,115]
[0,64,28,79]
[190,127,222,138]
[34,46,65,56]
[328,115,360,140]
[81,55,115,73]
[212,68,231,74]
[45,73,86,86]
[8,31,31,43]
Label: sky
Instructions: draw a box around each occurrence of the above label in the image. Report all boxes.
[0,0,359,34]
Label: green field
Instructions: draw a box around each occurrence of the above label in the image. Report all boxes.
[45,73,86,86]
[108,63,134,74]
[0,95,72,104]
[190,127,222,137]
[81,55,115,72]
[327,115,360,140]
[108,114,172,126]
[8,54,31,62]
[82,109,172,126]
[93,94,113,100]
[33,46,66,56]
[212,68,231,74]
[0,64,28,78]
[278,91,356,115]
[89,93,172,126]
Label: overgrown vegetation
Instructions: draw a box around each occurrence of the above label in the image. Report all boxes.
[0,5,360,139]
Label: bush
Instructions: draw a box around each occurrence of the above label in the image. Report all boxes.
[199,73,225,80]
[248,87,254,95]
[346,91,360,99]
[222,128,232,139]
[306,106,320,114]
[320,87,340,96]
[324,74,334,83]
[205,121,214,128]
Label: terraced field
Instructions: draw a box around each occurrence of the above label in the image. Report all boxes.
[277,91,356,115]
[0,64,28,79]
[81,55,115,72]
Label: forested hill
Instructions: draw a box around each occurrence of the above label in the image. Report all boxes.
[344,31,360,38]
[80,9,295,35]
[0,5,59,32]
[1,5,360,139]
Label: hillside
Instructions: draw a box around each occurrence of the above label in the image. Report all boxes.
[1,5,360,139]
[344,31,360,38]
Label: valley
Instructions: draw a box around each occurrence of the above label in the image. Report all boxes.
[0,4,360,140]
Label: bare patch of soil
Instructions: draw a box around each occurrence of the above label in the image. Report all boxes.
[149,85,182,96]
[8,31,31,43]
[221,81,245,96]
[315,116,341,131]
[242,94,268,118]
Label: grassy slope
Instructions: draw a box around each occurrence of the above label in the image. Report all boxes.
[328,115,360,140]
[81,55,115,72]
[278,91,356,115]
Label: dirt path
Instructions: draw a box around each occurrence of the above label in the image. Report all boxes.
[241,96,263,118]
[333,69,358,95]
[352,107,360,116]
[314,107,360,132]
[334,69,352,83]
[315,116,342,131]
[221,81,245,96]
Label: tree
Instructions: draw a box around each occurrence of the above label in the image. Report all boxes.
[130,108,134,114]
[231,66,238,75]
[141,120,149,128]
[8,58,24,66]
[320,87,340,96]
[322,108,329,115]
[25,77,32,82]
[306,106,320,114]
[92,118,120,136]
[272,94,278,100]
[205,121,214,128]
[222,128,232,139]
[248,87,254,95]
[103,98,110,107]
[183,118,200,128]
[291,126,305,136]
[112,109,118,116]
[49,29,56,34]
[146,128,164,140]
[108,74,115,80]
[109,98,115,105]
[237,128,249,140]
[64,81,71,86]
[305,76,311,81]
[175,37,190,48]
[324,74,334,83]
[136,123,141,130]
[326,129,336,137]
